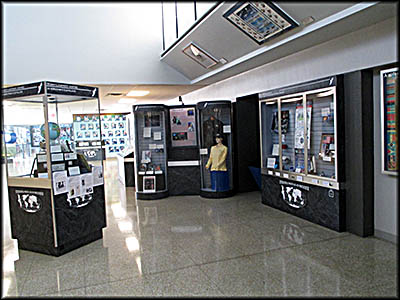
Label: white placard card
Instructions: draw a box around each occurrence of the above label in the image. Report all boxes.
[223,125,231,133]
[38,173,48,178]
[272,144,280,156]
[53,171,68,195]
[51,153,64,162]
[199,148,208,155]
[68,166,80,176]
[153,132,162,140]
[64,152,77,160]
[143,127,151,138]
[37,154,47,163]
[52,163,65,172]
[50,145,62,153]
[267,158,276,168]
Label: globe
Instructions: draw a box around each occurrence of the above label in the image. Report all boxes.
[40,122,60,140]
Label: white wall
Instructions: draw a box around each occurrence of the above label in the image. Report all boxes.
[3,3,190,85]
[373,69,398,243]
[172,18,397,104]
[173,18,398,241]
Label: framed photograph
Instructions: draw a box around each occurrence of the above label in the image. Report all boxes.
[319,133,335,163]
[143,176,156,193]
[381,67,398,175]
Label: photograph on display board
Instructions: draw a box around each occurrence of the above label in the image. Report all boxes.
[381,67,398,174]
[144,114,161,127]
[143,176,156,193]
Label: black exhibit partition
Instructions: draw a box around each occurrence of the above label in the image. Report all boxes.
[343,70,374,237]
[166,105,200,195]
[132,105,169,200]
[233,94,261,192]
[259,76,346,232]
[197,101,235,198]
[2,81,106,256]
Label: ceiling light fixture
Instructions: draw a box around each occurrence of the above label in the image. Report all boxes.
[126,90,150,97]
[182,42,219,69]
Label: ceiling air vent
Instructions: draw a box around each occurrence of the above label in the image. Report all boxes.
[223,2,298,45]
[182,42,219,69]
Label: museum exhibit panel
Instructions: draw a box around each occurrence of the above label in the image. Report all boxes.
[132,104,169,200]
[2,81,106,256]
[197,101,234,198]
[166,105,201,195]
[259,76,345,231]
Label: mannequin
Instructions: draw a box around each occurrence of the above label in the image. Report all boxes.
[205,134,229,191]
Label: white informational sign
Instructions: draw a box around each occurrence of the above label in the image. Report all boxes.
[296,176,303,182]
[149,144,157,150]
[267,157,276,168]
[143,127,151,138]
[156,144,164,149]
[275,172,281,177]
[50,145,62,153]
[267,170,273,175]
[52,163,65,172]
[153,131,162,141]
[51,153,64,162]
[199,148,208,155]
[80,173,94,194]
[67,176,82,198]
[272,144,279,156]
[283,173,289,179]
[68,166,80,176]
[223,125,231,133]
[92,166,104,186]
[38,173,48,178]
[64,152,77,160]
[53,171,68,195]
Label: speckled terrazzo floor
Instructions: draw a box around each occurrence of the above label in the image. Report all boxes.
[2,159,398,297]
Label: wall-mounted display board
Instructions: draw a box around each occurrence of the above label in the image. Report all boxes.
[132,105,169,200]
[169,107,197,147]
[2,81,106,256]
[259,76,345,232]
[197,101,234,198]
[73,113,129,158]
[380,67,398,175]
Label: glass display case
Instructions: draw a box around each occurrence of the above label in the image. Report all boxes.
[197,101,234,198]
[132,105,169,200]
[2,81,106,256]
[260,84,339,189]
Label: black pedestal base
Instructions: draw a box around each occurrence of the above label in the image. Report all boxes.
[136,190,169,200]
[200,189,235,199]
[17,229,103,257]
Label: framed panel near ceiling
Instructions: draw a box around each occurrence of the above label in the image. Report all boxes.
[223,2,298,45]
[380,67,398,175]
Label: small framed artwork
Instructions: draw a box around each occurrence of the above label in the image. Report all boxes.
[143,176,156,193]
[381,67,398,175]
[318,133,335,163]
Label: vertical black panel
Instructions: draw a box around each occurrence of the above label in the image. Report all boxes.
[233,94,261,192]
[344,70,374,237]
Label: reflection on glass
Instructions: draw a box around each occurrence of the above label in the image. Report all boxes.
[261,101,280,169]
[306,89,336,179]
[280,98,305,173]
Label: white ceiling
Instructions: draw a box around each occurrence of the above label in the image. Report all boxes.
[161,2,397,85]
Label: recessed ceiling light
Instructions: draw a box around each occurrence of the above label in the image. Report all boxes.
[126,90,150,97]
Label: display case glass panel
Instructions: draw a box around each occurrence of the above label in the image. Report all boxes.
[198,101,233,193]
[259,84,339,189]
[260,100,280,170]
[3,100,45,177]
[306,88,336,179]
[133,106,168,194]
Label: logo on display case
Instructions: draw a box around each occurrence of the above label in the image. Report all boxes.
[15,190,44,213]
[279,180,309,209]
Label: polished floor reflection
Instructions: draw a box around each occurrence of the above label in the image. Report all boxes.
[2,159,398,297]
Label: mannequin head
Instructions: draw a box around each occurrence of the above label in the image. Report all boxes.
[215,134,223,145]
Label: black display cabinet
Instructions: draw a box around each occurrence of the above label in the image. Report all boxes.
[166,105,201,195]
[197,101,234,198]
[132,104,169,200]
[259,76,346,231]
[2,81,106,256]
